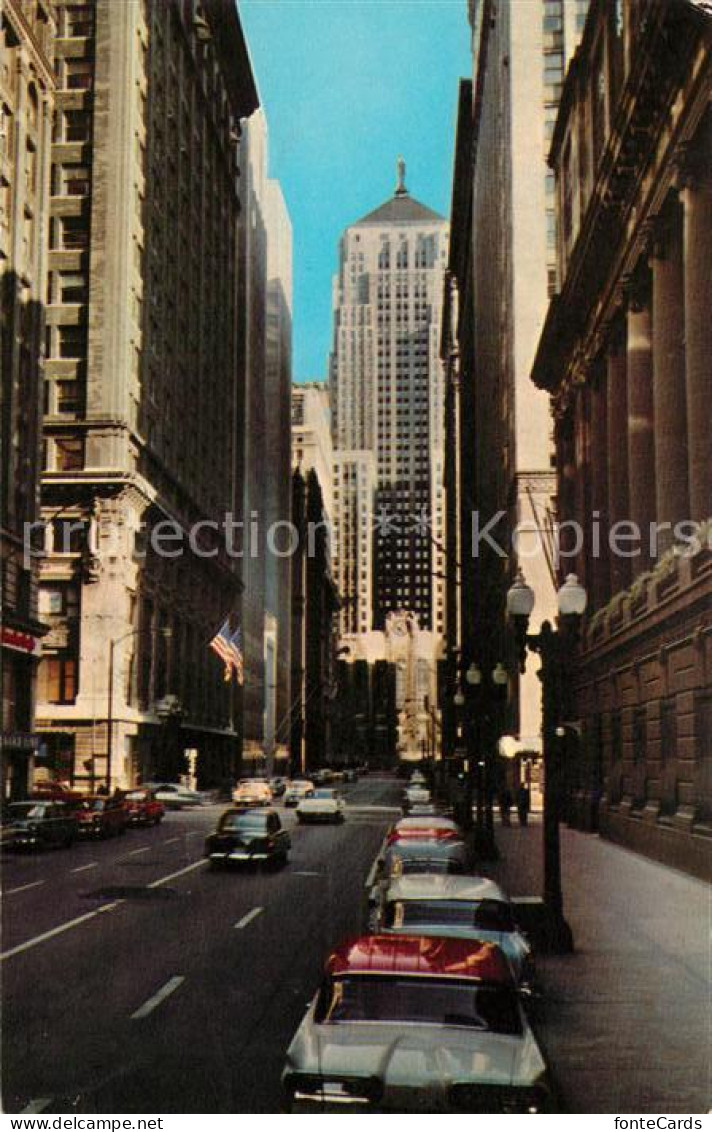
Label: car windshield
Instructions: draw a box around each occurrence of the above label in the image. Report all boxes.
[315,976,521,1034]
[313,789,335,800]
[9,803,45,820]
[389,857,465,876]
[218,812,267,833]
[385,899,515,933]
[126,791,148,801]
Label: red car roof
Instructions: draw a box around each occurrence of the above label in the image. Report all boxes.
[326,935,513,984]
[387,827,461,844]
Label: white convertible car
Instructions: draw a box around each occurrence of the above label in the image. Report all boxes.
[374,874,533,985]
[296,787,345,824]
[282,934,552,1113]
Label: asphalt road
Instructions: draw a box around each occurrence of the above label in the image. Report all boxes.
[1,775,401,1114]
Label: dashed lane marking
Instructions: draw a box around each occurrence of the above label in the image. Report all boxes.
[147,858,206,889]
[70,862,98,874]
[234,906,263,930]
[19,1099,52,1114]
[127,846,151,855]
[5,880,46,896]
[130,976,185,1020]
[0,900,123,962]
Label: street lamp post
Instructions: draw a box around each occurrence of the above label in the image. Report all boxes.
[464,659,507,859]
[506,570,587,953]
[106,625,172,792]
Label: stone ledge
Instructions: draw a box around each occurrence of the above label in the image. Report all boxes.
[600,805,712,882]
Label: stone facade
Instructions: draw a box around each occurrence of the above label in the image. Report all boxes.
[532,0,712,879]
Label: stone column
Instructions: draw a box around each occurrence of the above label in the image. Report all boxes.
[589,362,610,608]
[607,319,630,592]
[625,273,656,574]
[679,121,712,524]
[650,204,689,554]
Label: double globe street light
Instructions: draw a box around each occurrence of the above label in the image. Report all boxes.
[506,570,588,953]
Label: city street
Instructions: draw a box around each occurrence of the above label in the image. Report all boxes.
[1,776,400,1114]
[3,776,709,1114]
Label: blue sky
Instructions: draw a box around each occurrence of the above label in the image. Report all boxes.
[239,0,472,380]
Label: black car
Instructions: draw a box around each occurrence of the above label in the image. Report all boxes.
[4,800,78,850]
[205,808,290,869]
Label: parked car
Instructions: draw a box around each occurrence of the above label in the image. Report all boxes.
[284,780,315,807]
[311,769,334,786]
[374,874,532,985]
[282,934,551,1112]
[386,816,462,846]
[296,788,345,824]
[365,839,471,930]
[205,808,290,869]
[75,795,128,838]
[233,779,273,807]
[3,800,78,850]
[402,785,432,813]
[143,782,204,809]
[342,768,359,783]
[124,788,165,826]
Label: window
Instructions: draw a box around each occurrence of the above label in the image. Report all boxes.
[58,325,86,358]
[56,380,81,414]
[63,5,94,37]
[58,272,87,304]
[59,215,89,249]
[65,60,93,90]
[62,109,91,143]
[38,656,77,704]
[53,437,84,471]
[59,165,90,196]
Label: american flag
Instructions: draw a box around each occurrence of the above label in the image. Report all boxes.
[209,618,244,684]
[230,626,244,686]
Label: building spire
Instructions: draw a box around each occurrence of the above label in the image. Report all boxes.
[395,155,408,196]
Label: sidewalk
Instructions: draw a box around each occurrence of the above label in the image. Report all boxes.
[483,816,710,1114]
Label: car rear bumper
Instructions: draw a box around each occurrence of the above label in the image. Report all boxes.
[208,850,271,861]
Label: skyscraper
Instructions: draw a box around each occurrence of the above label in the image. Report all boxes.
[443,0,589,756]
[34,0,261,790]
[330,161,448,645]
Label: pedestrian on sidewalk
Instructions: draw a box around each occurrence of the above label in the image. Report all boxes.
[517,784,530,826]
[499,787,513,826]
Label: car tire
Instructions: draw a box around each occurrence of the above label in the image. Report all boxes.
[118,825,126,836]
[64,833,75,849]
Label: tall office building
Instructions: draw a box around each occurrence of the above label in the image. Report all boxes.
[1,0,55,799]
[452,0,588,751]
[330,162,448,763]
[238,109,293,769]
[330,161,448,645]
[34,0,260,790]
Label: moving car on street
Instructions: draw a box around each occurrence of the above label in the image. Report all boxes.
[374,874,532,985]
[205,807,290,869]
[124,788,165,826]
[282,934,551,1112]
[3,800,78,850]
[296,788,345,824]
[284,780,315,807]
[75,795,128,838]
[233,779,273,807]
[143,782,204,809]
